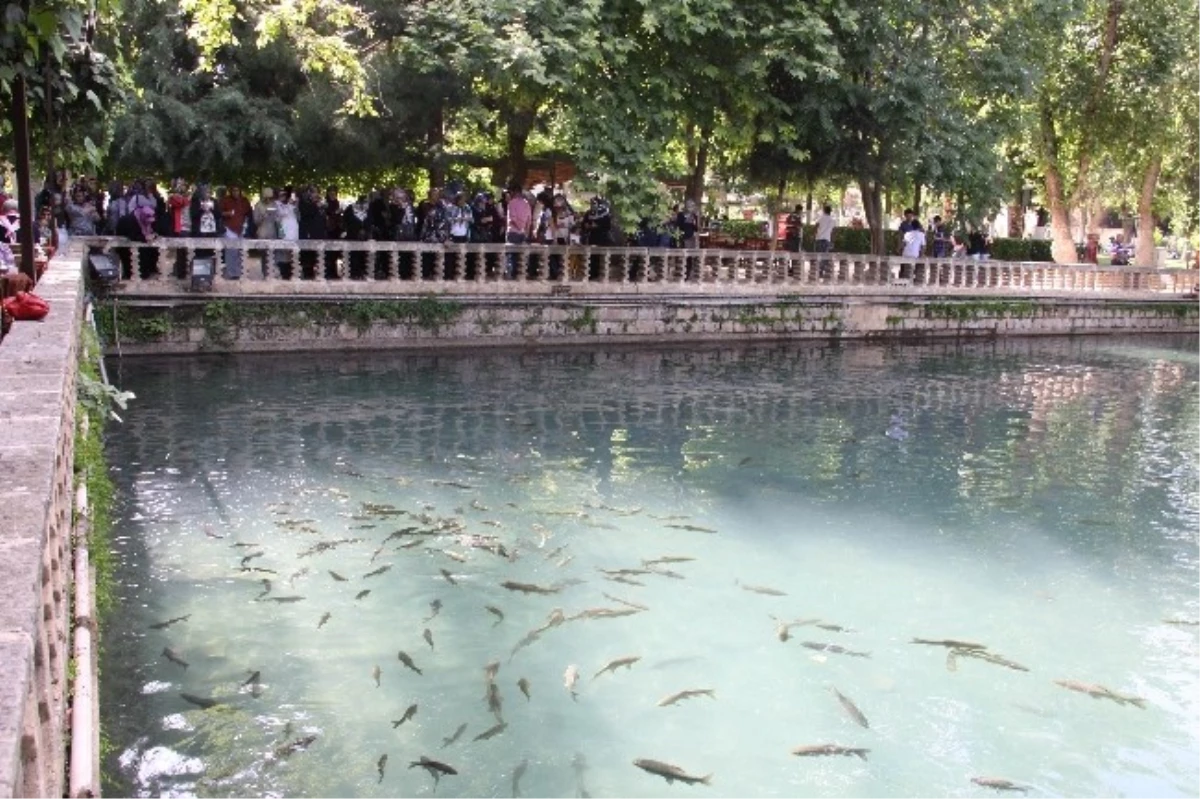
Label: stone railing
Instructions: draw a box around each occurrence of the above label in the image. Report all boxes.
[79,236,1200,296]
[0,254,82,798]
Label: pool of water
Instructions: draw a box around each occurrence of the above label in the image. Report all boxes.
[100,335,1200,798]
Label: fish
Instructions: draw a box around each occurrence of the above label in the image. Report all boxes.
[240,567,278,575]
[256,579,273,599]
[1163,618,1200,626]
[397,651,423,675]
[545,545,567,561]
[440,569,459,586]
[356,590,371,600]
[242,670,263,697]
[240,551,265,567]
[648,568,685,579]
[317,612,331,629]
[442,549,468,563]
[472,721,508,742]
[831,687,869,729]
[373,665,382,687]
[643,556,695,567]
[571,607,642,622]
[148,614,192,630]
[604,575,645,587]
[399,538,425,550]
[409,755,458,786]
[424,599,442,622]
[430,480,476,490]
[162,647,189,670]
[911,637,987,650]
[364,565,392,578]
[288,567,310,586]
[594,655,641,680]
[971,777,1029,794]
[946,649,958,672]
[470,499,489,511]
[599,568,653,578]
[485,605,505,625]
[274,734,317,759]
[423,628,435,649]
[180,692,220,709]
[203,525,224,539]
[441,723,467,748]
[275,518,316,528]
[737,581,787,596]
[512,758,529,797]
[602,593,649,611]
[377,753,388,783]
[564,664,580,701]
[556,555,575,568]
[657,689,716,707]
[1053,679,1146,708]
[232,541,262,548]
[264,595,306,603]
[369,544,387,563]
[801,642,871,658]
[500,580,560,595]
[816,623,853,633]
[517,677,531,700]
[791,744,869,760]
[391,704,418,728]
[329,571,349,582]
[738,457,754,467]
[955,648,1030,672]
[665,524,718,534]
[486,681,504,720]
[484,661,501,683]
[632,758,712,786]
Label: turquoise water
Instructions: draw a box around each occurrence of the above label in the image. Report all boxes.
[100,336,1200,798]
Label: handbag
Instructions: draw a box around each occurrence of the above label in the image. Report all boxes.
[3,291,50,321]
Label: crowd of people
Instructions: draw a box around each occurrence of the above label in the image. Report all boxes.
[0,170,1005,283]
[1,172,639,279]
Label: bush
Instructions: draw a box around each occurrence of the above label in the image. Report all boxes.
[988,238,1053,262]
[793,225,901,255]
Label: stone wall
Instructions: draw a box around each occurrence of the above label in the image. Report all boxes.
[0,257,82,798]
[98,295,1199,355]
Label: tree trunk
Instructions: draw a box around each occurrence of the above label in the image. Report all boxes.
[687,133,709,204]
[426,106,445,188]
[912,184,922,218]
[1085,194,1104,236]
[504,110,535,188]
[804,181,813,225]
[859,176,885,256]
[1074,0,1124,205]
[1039,96,1078,264]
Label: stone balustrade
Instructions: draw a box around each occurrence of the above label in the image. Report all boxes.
[78,237,1200,297]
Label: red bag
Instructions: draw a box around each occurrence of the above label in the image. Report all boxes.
[2,291,50,321]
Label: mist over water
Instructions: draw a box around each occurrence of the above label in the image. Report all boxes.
[101,336,1200,798]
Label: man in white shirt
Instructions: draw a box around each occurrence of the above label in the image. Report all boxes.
[902,222,925,258]
[815,204,835,252]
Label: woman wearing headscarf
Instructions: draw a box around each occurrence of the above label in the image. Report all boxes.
[114,204,160,279]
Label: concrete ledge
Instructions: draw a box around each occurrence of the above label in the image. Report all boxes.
[97,292,1200,356]
[0,248,83,799]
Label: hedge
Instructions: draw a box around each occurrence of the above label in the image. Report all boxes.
[786,226,1053,261]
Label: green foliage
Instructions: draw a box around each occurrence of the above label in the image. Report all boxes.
[923,301,1038,322]
[75,323,120,617]
[988,238,1053,262]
